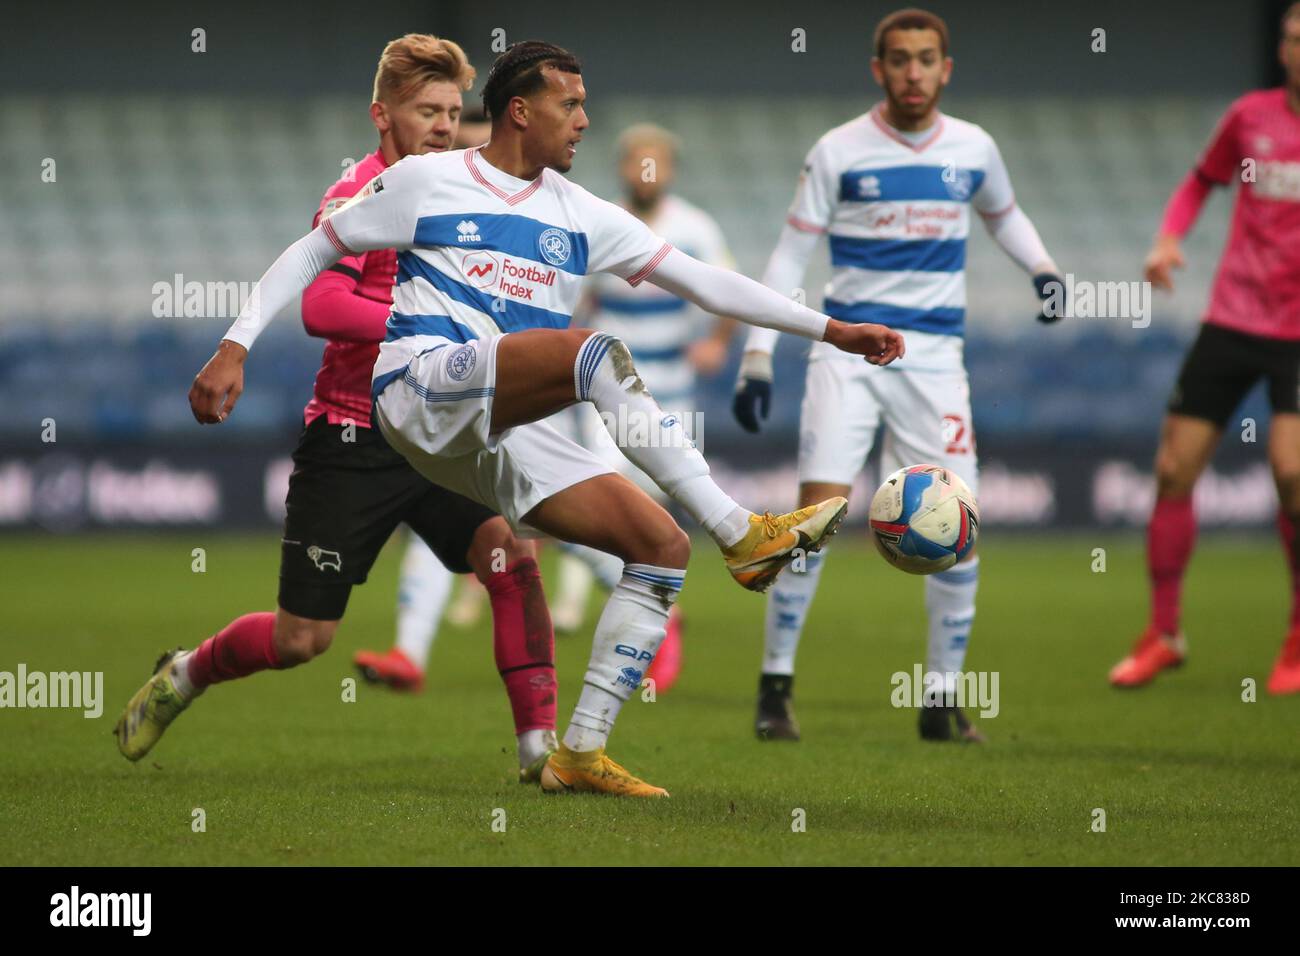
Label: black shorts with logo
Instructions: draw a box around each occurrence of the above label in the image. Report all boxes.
[1168,323,1300,426]
[278,416,497,621]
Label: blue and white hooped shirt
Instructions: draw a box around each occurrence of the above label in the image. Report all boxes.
[785,103,1018,338]
[318,146,672,400]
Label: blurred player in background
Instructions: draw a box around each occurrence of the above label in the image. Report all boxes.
[733,8,1061,741]
[1110,3,1300,695]
[353,103,496,691]
[547,122,740,692]
[115,35,561,783]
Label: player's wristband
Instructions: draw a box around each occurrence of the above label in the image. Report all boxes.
[737,350,774,385]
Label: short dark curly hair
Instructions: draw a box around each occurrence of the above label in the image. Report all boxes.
[873,8,949,59]
[481,40,582,122]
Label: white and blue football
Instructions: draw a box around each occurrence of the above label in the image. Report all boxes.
[869,464,979,575]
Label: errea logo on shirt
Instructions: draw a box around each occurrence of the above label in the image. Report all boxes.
[856,175,882,199]
[456,220,482,242]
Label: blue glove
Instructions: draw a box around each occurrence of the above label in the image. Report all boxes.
[1034,273,1064,324]
[732,352,774,434]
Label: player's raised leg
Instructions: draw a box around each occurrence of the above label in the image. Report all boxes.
[1110,413,1219,687]
[353,532,452,692]
[492,328,849,592]
[1268,413,1300,694]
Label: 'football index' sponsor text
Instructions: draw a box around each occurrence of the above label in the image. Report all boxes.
[0,664,103,718]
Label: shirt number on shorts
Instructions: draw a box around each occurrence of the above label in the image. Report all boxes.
[942,414,973,455]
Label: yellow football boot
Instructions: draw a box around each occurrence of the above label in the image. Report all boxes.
[722,497,848,592]
[113,649,191,762]
[539,744,669,797]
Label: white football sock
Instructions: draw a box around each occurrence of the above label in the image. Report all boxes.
[575,333,748,547]
[170,650,197,700]
[517,728,558,768]
[394,533,453,670]
[761,548,828,675]
[925,557,979,700]
[563,563,684,752]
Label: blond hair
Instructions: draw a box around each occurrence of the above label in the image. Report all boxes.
[373,34,476,105]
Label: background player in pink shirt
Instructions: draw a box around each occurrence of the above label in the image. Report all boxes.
[1111,2,1300,694]
[114,35,562,782]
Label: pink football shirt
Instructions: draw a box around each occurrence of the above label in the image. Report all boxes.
[301,149,397,427]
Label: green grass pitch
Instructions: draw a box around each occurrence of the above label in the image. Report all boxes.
[1,531,1297,866]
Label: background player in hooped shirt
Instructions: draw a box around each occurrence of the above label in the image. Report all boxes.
[733,8,1063,743]
[1109,2,1300,695]
[114,35,564,784]
[547,122,741,692]
[190,40,906,797]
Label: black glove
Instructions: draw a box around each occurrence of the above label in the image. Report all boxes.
[732,351,774,433]
[733,378,771,433]
[1034,272,1064,324]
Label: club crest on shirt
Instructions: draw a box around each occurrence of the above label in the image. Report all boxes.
[446,344,477,382]
[538,228,571,266]
[942,167,974,202]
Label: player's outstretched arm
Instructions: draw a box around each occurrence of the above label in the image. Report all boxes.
[733,222,822,432]
[191,158,427,424]
[189,226,344,424]
[647,247,903,363]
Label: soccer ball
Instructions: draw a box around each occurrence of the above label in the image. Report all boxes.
[868,464,978,575]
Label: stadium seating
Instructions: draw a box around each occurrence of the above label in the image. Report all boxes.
[0,93,1243,443]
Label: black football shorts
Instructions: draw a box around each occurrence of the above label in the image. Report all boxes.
[1167,323,1300,426]
[278,416,497,621]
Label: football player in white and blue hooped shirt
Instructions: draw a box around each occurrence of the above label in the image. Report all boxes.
[195,40,905,797]
[734,8,1063,744]
[550,124,739,682]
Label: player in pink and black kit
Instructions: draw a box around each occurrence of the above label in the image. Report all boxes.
[1110,3,1300,695]
[113,35,562,781]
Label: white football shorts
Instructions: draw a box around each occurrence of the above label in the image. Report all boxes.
[374,336,614,532]
[797,330,979,496]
